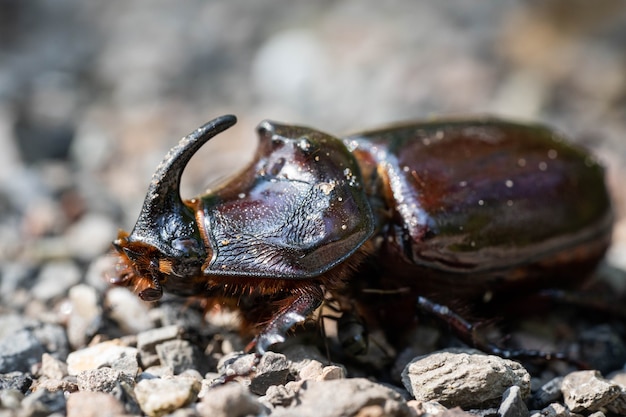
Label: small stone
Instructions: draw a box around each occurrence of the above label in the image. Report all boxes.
[441,407,478,417]
[531,402,582,417]
[66,341,139,378]
[40,353,68,380]
[20,388,66,417]
[0,329,46,373]
[65,213,118,261]
[134,376,201,417]
[407,399,448,416]
[66,284,101,348]
[30,323,70,360]
[216,352,257,381]
[66,391,126,417]
[318,365,345,381]
[84,255,116,292]
[271,378,413,417]
[151,302,205,330]
[296,360,324,380]
[498,385,529,417]
[140,366,174,379]
[260,384,297,408]
[106,286,153,334]
[0,389,24,409]
[605,389,626,415]
[402,349,531,409]
[0,372,33,393]
[137,325,182,368]
[529,377,563,410]
[31,377,79,394]
[197,382,265,417]
[561,370,621,413]
[155,339,201,375]
[31,260,81,302]
[282,344,327,366]
[77,367,131,392]
[249,351,291,395]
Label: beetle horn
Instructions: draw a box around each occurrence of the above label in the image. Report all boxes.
[129,114,237,253]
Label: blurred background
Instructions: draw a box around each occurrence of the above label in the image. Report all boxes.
[1,0,626,304]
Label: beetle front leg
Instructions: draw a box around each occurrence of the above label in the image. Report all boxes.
[246,292,323,355]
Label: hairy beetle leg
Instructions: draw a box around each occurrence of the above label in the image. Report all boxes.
[416,296,586,367]
[247,292,323,355]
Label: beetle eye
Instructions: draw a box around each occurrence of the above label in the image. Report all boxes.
[172,237,201,257]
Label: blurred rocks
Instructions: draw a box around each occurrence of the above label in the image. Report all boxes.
[197,382,265,417]
[0,1,625,416]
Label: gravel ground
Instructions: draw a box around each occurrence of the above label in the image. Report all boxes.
[1,1,626,416]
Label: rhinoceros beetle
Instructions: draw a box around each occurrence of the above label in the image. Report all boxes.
[111,114,613,360]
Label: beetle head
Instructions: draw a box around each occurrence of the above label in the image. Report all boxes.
[111,115,237,300]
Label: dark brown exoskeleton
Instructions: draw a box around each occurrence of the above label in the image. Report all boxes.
[111,114,613,359]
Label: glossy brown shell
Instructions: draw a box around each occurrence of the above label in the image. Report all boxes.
[346,119,613,300]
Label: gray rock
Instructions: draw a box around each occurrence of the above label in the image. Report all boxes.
[20,388,66,417]
[530,402,583,417]
[105,286,153,334]
[289,356,346,382]
[0,388,24,409]
[39,353,68,380]
[134,376,201,417]
[605,388,626,415]
[0,329,46,373]
[31,260,81,301]
[0,372,33,393]
[31,323,70,361]
[260,383,297,408]
[197,382,265,417]
[65,213,118,261]
[442,407,480,417]
[152,302,205,330]
[561,370,621,413]
[76,367,132,393]
[66,341,139,378]
[401,349,531,409]
[529,377,563,410]
[137,325,182,368]
[498,386,529,417]
[216,352,258,381]
[271,378,413,417]
[249,351,291,395]
[66,284,101,349]
[155,339,201,375]
[31,377,79,394]
[66,391,127,417]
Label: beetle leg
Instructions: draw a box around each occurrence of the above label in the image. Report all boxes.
[247,292,323,355]
[416,296,586,367]
[536,289,626,318]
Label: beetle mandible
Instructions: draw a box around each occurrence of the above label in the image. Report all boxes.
[111,114,612,356]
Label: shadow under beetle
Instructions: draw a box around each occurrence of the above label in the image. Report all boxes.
[111,114,613,359]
